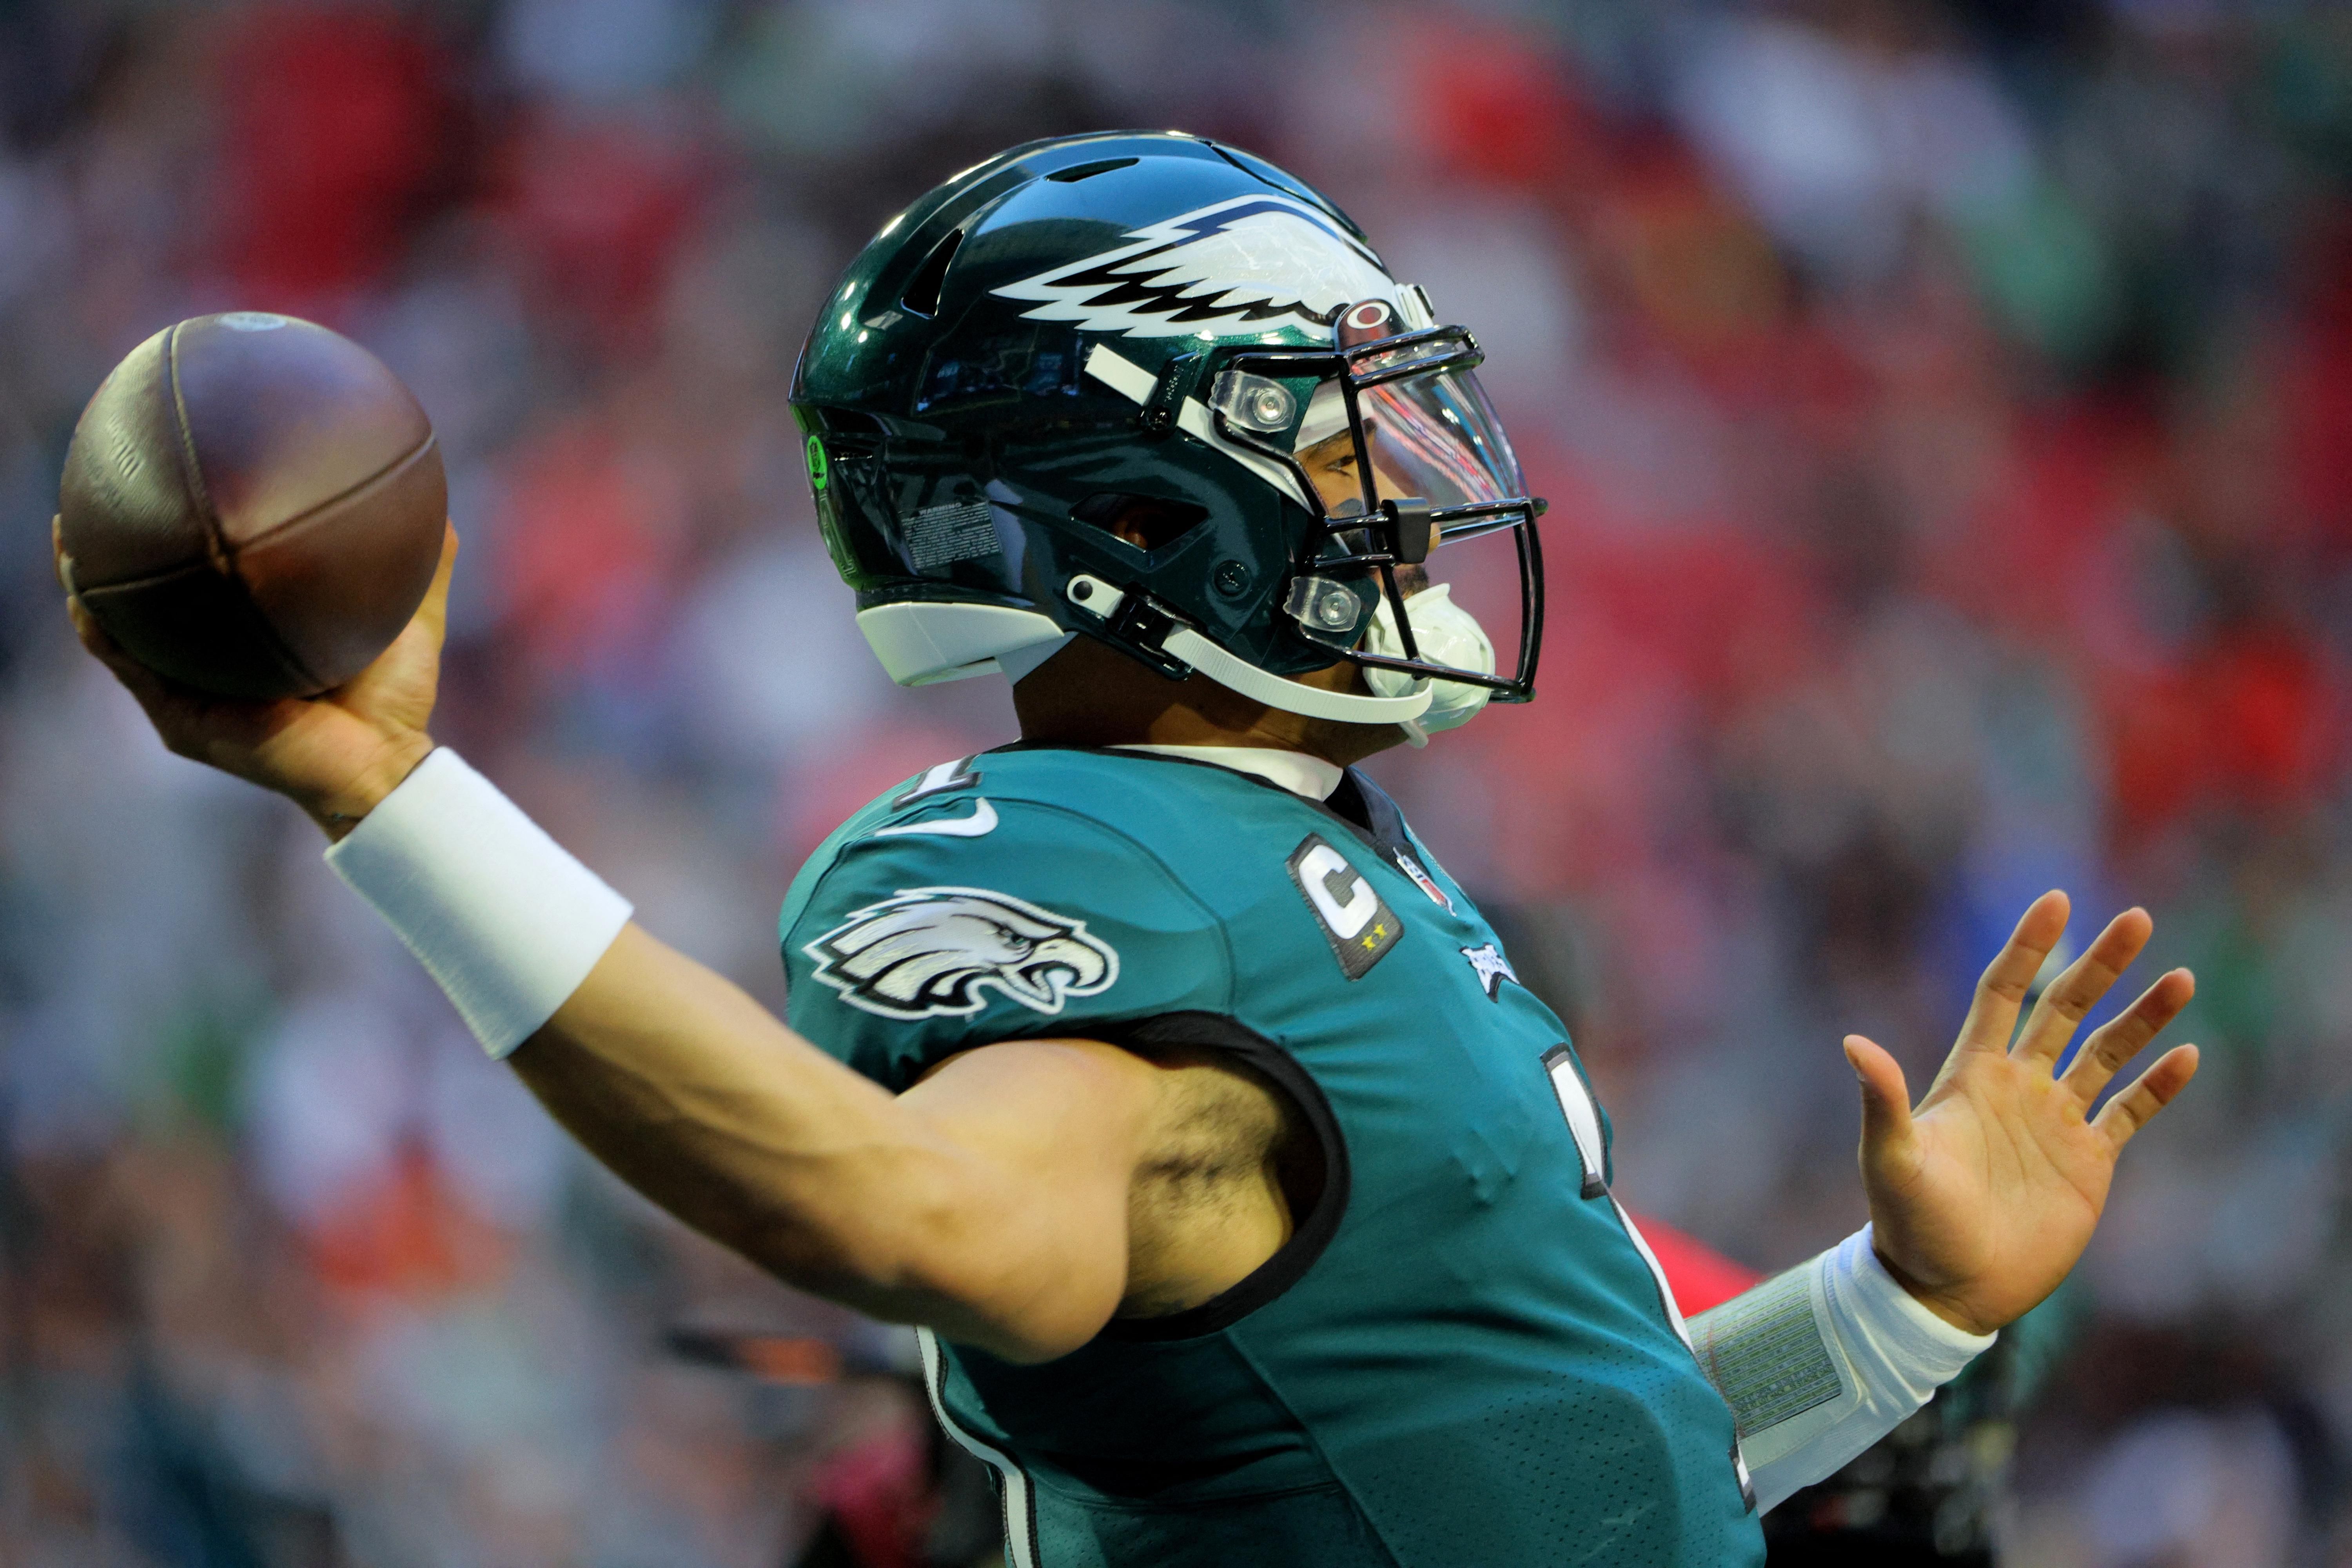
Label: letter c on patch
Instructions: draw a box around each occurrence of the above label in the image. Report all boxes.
[1297,842,1377,939]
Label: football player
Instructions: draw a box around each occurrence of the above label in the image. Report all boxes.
[64,133,2199,1566]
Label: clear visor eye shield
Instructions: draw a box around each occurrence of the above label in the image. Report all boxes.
[1202,314,1546,709]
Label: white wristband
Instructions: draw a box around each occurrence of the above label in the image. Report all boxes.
[1824,1224,1993,1401]
[1691,1223,1993,1514]
[325,748,632,1058]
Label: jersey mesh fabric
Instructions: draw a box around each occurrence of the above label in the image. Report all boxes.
[779,747,1764,1567]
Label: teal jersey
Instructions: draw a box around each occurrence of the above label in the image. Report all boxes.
[779,747,1761,1567]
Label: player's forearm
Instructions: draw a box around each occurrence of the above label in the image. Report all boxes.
[507,925,1105,1356]
[512,927,931,1285]
[319,748,1122,1360]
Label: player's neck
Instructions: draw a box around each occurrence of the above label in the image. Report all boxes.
[1011,636,1403,768]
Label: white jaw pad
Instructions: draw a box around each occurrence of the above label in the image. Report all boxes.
[995,633,1075,684]
[856,601,1069,686]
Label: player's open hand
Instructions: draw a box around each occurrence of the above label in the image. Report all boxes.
[56,517,456,839]
[1847,891,2198,1336]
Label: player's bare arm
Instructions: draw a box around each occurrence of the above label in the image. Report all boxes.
[60,517,1298,1364]
[513,933,1293,1360]
[514,935,1300,1355]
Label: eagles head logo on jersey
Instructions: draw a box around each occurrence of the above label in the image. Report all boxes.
[805,886,1120,1020]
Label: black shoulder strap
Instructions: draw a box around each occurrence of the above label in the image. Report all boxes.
[1326,768,1413,863]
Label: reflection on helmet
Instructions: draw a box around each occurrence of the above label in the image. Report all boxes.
[1289,365,1523,519]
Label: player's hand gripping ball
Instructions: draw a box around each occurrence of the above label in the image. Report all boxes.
[56,312,446,699]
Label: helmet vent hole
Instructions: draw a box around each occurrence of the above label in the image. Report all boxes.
[1072,492,1209,552]
[1045,157,1139,183]
[899,229,964,318]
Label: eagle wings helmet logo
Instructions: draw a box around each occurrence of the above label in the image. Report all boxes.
[993,194,1401,340]
[804,886,1120,1020]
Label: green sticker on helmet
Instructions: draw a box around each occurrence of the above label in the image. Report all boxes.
[805,434,829,492]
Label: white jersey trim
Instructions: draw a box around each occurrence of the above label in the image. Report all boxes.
[1111,742,1343,800]
[918,1327,1040,1568]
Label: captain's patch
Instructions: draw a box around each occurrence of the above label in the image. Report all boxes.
[805,887,1118,1020]
[1286,835,1401,980]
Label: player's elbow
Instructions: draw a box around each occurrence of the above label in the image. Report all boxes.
[881,1160,1129,1363]
[735,1148,1125,1364]
[940,1248,1129,1364]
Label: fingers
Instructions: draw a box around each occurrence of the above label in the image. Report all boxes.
[1955,891,2071,1054]
[1846,1033,1918,1175]
[64,588,160,696]
[414,522,459,643]
[2059,967,2194,1105]
[2014,907,2155,1064]
[57,515,140,681]
[60,565,222,753]
[2092,1044,2200,1152]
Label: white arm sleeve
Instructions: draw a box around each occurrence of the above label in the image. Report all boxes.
[1688,1226,1994,1514]
[326,748,633,1059]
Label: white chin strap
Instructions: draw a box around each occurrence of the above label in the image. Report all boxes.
[1063,575,1432,726]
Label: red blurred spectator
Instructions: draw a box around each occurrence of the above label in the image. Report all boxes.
[492,414,687,686]
[306,1143,514,1301]
[214,7,456,306]
[2105,620,2338,838]
[1412,16,1597,192]
[804,1425,935,1568]
[1930,397,2146,643]
[483,112,710,357]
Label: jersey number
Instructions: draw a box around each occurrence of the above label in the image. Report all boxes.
[1540,1044,1609,1199]
[1541,1048,1705,1349]
[1539,1044,1753,1505]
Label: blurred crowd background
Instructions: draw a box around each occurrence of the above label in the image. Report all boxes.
[2,0,2349,1563]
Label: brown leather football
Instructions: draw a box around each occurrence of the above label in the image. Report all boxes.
[57,312,446,700]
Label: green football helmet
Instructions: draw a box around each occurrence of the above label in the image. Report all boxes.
[789,130,1545,733]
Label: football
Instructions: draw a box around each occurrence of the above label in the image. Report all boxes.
[56,312,446,700]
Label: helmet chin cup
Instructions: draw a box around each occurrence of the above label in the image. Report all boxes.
[1065,574,1432,726]
[1364,584,1497,745]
